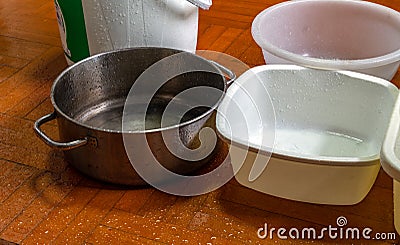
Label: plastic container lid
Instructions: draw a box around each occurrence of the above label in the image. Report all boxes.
[381,94,400,181]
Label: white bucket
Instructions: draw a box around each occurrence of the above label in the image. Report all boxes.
[381,93,400,234]
[81,0,198,55]
[55,0,91,65]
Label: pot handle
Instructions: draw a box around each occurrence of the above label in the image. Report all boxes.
[34,112,88,151]
[209,61,236,86]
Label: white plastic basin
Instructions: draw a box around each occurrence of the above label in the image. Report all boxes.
[381,94,400,234]
[217,65,399,205]
[251,0,400,80]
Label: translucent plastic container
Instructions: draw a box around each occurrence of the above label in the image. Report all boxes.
[251,0,400,80]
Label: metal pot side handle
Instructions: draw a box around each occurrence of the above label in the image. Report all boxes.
[209,60,236,87]
[34,112,88,151]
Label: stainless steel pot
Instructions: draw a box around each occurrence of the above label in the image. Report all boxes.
[34,47,235,185]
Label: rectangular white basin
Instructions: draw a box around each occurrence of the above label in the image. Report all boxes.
[217,65,399,205]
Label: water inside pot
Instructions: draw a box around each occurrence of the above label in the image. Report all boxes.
[75,96,209,132]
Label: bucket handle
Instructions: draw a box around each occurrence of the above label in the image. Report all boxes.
[209,60,236,87]
[34,112,88,151]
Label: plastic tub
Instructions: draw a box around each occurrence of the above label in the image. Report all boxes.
[381,94,400,233]
[251,0,400,80]
[217,65,399,205]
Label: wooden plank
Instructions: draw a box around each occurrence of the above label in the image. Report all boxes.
[22,183,99,244]
[239,42,265,67]
[0,47,66,113]
[24,97,54,123]
[208,1,270,17]
[163,195,208,227]
[0,66,17,83]
[391,71,400,88]
[0,0,49,16]
[101,209,213,244]
[0,171,51,233]
[1,14,59,38]
[375,168,395,190]
[197,25,227,50]
[85,225,156,245]
[0,36,49,60]
[136,191,177,220]
[0,28,62,47]
[0,55,30,69]
[198,22,211,38]
[200,10,254,25]
[198,15,250,29]
[0,177,77,244]
[0,120,59,154]
[0,142,67,173]
[114,189,155,214]
[6,82,51,118]
[221,183,396,234]
[0,162,36,204]
[207,28,244,53]
[53,189,125,244]
[224,28,254,59]
[193,195,335,244]
[0,0,60,47]
[0,47,64,95]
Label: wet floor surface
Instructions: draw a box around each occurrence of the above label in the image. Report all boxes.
[0,0,400,244]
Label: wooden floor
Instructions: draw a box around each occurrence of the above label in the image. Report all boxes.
[0,0,400,244]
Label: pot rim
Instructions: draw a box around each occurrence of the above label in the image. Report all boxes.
[51,47,228,134]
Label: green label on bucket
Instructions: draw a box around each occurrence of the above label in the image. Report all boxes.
[55,0,90,63]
